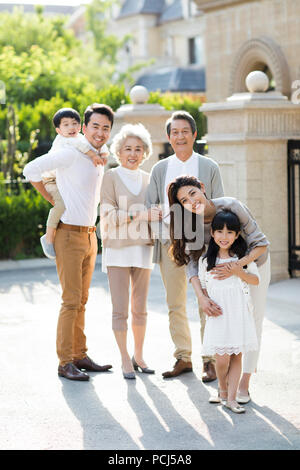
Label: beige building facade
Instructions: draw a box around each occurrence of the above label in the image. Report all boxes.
[106,0,206,92]
[194,0,300,280]
[111,1,204,70]
[194,0,300,102]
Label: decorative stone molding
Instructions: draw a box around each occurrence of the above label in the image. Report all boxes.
[229,36,291,98]
[201,90,300,145]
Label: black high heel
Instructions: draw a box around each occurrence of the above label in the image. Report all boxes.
[132,356,155,374]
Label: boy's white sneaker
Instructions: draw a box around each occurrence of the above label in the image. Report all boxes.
[40,235,56,260]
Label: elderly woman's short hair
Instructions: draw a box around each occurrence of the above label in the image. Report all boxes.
[110,123,152,162]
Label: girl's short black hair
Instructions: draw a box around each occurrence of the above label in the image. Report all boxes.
[52,108,81,128]
[205,210,248,271]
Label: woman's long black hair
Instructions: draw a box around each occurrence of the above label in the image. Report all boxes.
[205,210,248,271]
[168,176,205,266]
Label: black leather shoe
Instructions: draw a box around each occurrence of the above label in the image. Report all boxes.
[58,362,89,381]
[73,355,112,372]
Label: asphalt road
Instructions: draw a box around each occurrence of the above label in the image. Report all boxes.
[0,261,299,451]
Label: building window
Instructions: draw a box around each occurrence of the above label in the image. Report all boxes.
[188,36,204,65]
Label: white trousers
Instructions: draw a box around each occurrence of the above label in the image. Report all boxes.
[243,254,271,373]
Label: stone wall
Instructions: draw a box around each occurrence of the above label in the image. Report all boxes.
[196,0,300,102]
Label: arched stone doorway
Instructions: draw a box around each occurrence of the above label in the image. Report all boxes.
[228,36,291,97]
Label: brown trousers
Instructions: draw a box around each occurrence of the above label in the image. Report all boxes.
[54,228,97,366]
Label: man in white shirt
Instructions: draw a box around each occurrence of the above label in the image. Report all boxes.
[146,111,224,380]
[23,104,114,381]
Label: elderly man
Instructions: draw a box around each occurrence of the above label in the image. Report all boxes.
[23,104,114,381]
[146,110,224,380]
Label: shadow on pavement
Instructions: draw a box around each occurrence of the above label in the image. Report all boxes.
[126,373,214,450]
[60,377,139,450]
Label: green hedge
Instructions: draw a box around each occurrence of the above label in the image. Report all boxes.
[0,183,102,260]
[0,184,50,259]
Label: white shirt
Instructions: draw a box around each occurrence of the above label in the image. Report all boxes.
[163,151,199,224]
[23,137,104,226]
[102,165,153,272]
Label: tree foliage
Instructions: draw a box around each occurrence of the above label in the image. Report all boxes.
[85,0,128,63]
[0,4,132,179]
[0,6,80,55]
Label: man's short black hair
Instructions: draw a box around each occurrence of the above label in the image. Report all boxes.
[53,108,81,128]
[84,103,114,128]
[166,110,197,137]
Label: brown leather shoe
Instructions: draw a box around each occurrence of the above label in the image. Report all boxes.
[162,359,193,378]
[202,361,217,382]
[58,362,89,381]
[73,355,112,372]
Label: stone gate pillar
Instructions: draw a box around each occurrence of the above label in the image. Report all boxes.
[109,86,172,173]
[200,71,300,281]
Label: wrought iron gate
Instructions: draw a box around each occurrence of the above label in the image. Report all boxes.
[288,140,300,276]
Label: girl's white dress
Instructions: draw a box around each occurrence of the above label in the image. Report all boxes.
[198,256,259,356]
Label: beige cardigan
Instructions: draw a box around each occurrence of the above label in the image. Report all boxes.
[100,168,153,249]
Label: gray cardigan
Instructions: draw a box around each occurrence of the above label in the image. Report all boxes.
[186,197,270,281]
[145,153,224,263]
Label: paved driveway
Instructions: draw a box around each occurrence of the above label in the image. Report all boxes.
[0,262,299,450]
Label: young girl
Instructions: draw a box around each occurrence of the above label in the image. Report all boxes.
[198,210,259,414]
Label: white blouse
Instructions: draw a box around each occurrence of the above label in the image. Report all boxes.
[102,166,154,272]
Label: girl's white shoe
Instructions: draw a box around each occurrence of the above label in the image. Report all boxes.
[236,392,251,404]
[225,400,246,414]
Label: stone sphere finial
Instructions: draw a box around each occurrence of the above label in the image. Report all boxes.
[129,85,149,104]
[246,71,269,93]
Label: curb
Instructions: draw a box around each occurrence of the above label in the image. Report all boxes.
[0,254,162,276]
[0,254,101,272]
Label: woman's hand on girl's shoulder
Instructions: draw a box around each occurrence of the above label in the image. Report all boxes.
[211,261,233,279]
[228,261,244,276]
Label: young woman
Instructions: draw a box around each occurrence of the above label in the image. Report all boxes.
[168,175,271,403]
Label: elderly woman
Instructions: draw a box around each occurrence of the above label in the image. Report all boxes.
[167,175,271,403]
[100,123,162,379]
